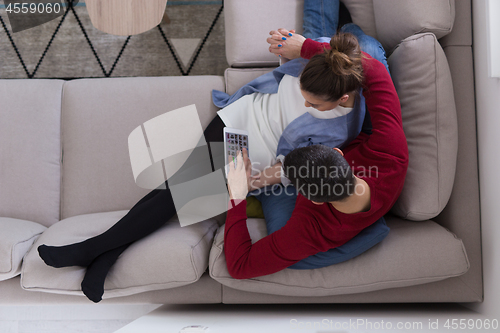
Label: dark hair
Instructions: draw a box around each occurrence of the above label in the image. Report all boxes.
[299,32,364,102]
[283,145,355,202]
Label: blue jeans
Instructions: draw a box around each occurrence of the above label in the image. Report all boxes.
[254,186,298,235]
[255,185,389,270]
[302,0,340,40]
[340,23,390,74]
[303,0,389,74]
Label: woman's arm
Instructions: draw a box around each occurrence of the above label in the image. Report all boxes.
[267,28,329,60]
[296,36,406,158]
[267,28,306,60]
[357,56,408,162]
[300,38,330,59]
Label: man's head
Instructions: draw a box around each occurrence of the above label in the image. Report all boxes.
[283,145,355,203]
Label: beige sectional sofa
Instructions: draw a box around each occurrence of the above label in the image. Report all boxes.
[0,0,482,305]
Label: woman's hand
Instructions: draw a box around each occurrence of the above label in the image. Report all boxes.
[267,28,306,60]
[227,148,253,201]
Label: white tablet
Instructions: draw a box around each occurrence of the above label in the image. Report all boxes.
[223,127,249,174]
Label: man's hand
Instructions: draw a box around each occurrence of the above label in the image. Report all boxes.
[249,162,283,190]
[227,148,252,201]
[267,28,305,60]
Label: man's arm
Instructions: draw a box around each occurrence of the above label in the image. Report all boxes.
[224,199,328,279]
[249,162,282,191]
[225,151,323,279]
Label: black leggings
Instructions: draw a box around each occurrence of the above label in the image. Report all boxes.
[97,114,226,256]
[204,114,225,142]
[77,115,226,291]
[39,115,226,303]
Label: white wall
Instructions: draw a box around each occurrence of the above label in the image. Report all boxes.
[470,0,500,317]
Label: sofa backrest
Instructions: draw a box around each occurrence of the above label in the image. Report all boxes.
[225,0,305,67]
[224,0,458,67]
[60,76,224,220]
[439,0,472,48]
[373,0,455,52]
[0,79,64,227]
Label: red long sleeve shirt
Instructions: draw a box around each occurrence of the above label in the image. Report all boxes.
[224,39,408,279]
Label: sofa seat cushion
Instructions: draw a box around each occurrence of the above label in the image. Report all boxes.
[389,33,458,221]
[225,68,274,96]
[209,216,469,297]
[0,218,46,281]
[21,211,218,299]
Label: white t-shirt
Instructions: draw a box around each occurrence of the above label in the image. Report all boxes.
[217,75,353,173]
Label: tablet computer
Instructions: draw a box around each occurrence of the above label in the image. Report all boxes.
[223,127,249,175]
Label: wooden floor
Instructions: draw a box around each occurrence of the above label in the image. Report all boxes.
[0,304,160,333]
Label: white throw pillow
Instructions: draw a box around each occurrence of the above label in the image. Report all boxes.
[0,217,46,281]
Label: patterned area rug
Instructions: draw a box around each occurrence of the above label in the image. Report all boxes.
[0,0,228,78]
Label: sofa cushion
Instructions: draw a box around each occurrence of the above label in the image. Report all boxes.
[373,0,455,52]
[225,68,274,95]
[388,33,458,221]
[209,216,469,297]
[0,79,63,227]
[0,218,46,281]
[21,211,218,298]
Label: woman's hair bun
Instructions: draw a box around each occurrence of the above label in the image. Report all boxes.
[326,33,362,78]
[299,32,364,101]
